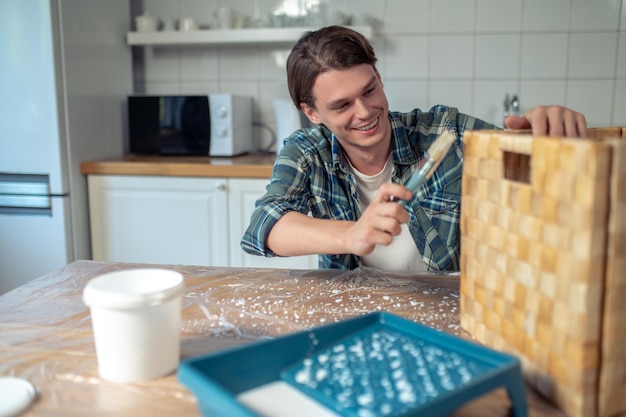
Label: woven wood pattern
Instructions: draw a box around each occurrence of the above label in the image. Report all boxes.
[460,128,625,417]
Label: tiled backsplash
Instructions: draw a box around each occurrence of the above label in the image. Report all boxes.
[135,0,626,151]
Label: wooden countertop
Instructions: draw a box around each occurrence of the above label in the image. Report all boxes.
[80,153,276,178]
[0,261,566,417]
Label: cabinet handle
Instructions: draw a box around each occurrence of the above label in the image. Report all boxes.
[217,183,227,191]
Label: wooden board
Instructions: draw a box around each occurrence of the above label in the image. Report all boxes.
[79,153,276,178]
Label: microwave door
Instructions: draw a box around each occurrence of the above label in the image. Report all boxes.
[128,96,211,156]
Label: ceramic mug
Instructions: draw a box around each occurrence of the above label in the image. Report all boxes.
[135,12,158,32]
[178,17,198,31]
[232,12,246,29]
[215,7,233,29]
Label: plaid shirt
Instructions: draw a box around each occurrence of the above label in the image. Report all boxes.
[241,105,498,271]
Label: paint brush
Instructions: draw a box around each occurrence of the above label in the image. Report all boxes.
[397,131,456,207]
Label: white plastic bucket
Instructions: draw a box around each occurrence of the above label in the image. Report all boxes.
[83,268,185,383]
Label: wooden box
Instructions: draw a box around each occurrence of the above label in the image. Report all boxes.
[460,128,626,417]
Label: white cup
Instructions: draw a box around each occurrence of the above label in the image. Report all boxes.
[215,7,233,29]
[135,12,158,32]
[83,268,185,383]
[178,17,198,31]
[232,11,246,29]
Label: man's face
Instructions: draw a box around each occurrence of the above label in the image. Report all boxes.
[300,64,391,155]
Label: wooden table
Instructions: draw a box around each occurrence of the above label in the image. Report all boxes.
[0,261,566,417]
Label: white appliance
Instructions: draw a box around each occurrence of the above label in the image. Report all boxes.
[128,94,254,157]
[0,0,132,294]
[272,99,311,154]
[208,94,254,156]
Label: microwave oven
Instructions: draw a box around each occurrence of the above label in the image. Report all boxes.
[127,94,253,156]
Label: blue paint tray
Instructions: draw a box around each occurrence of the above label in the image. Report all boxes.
[178,312,527,417]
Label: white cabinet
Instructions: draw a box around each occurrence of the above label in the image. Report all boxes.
[87,175,317,269]
[228,179,318,269]
[87,175,229,266]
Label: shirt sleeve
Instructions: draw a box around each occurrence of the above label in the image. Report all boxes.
[240,141,315,257]
[455,110,501,135]
[397,106,501,271]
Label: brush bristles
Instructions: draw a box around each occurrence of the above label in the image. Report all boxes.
[425,131,456,178]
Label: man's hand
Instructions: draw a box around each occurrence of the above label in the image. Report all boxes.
[265,183,413,258]
[343,183,412,256]
[504,105,587,138]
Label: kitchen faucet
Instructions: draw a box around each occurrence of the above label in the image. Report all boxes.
[503,93,520,126]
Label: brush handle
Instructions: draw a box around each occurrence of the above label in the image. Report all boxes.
[397,158,435,207]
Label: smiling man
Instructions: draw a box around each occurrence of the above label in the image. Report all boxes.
[241,25,587,273]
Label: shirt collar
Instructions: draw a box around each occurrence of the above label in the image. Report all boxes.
[327,127,352,175]
[327,113,422,174]
[389,113,420,166]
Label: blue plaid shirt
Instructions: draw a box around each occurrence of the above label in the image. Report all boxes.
[241,105,498,271]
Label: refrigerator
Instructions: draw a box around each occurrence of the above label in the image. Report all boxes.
[0,0,132,294]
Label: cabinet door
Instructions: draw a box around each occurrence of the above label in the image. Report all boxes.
[228,178,318,269]
[88,175,229,266]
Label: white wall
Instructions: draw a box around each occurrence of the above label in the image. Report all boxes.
[136,0,625,151]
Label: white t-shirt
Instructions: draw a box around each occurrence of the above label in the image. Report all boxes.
[349,155,427,273]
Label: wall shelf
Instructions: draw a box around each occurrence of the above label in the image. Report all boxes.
[126,26,373,46]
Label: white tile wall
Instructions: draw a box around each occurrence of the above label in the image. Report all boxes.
[566,80,615,126]
[475,34,521,79]
[385,0,429,34]
[180,48,219,81]
[519,80,566,108]
[136,0,626,150]
[570,0,620,31]
[521,34,568,79]
[568,33,618,79]
[476,0,523,33]
[384,35,429,79]
[474,79,519,124]
[384,80,429,113]
[178,0,217,26]
[142,47,179,82]
[429,35,474,79]
[430,80,473,114]
[522,0,570,32]
[430,0,476,34]
[140,0,178,27]
[218,46,258,80]
[613,79,626,124]
[618,33,626,77]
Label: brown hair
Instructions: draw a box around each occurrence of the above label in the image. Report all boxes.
[286,25,377,110]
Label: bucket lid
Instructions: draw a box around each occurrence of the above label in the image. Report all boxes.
[83,268,184,310]
[0,377,36,416]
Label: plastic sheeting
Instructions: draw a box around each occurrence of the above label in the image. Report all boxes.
[0,261,561,417]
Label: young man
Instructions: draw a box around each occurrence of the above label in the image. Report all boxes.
[241,25,587,272]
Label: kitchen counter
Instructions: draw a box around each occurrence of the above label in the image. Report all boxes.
[0,261,566,417]
[80,153,276,178]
